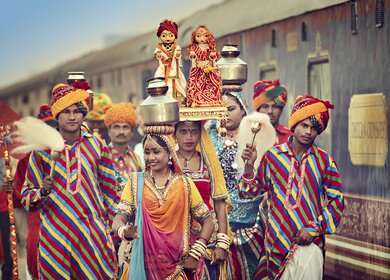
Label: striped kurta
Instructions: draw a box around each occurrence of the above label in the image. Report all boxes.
[239,141,344,279]
[21,132,119,280]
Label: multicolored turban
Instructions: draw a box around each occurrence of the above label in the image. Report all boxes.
[156,19,178,38]
[50,83,89,118]
[86,92,112,121]
[252,79,288,111]
[104,103,138,128]
[289,95,335,134]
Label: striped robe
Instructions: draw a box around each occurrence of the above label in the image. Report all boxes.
[239,141,344,279]
[21,132,119,280]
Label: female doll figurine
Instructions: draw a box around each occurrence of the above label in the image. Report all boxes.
[186,25,223,107]
[154,19,187,103]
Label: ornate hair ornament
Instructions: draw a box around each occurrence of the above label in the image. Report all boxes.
[184,120,194,126]
[144,134,165,151]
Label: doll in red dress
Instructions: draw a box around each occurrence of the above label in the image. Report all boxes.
[186,25,223,107]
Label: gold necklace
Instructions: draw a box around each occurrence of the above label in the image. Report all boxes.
[151,170,172,190]
[177,150,197,167]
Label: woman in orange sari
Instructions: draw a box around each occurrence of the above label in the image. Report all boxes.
[113,129,214,280]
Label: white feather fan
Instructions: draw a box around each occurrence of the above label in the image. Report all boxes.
[235,112,276,173]
[11,117,65,175]
[12,116,64,154]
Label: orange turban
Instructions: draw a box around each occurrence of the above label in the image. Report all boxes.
[104,103,138,128]
[288,95,335,134]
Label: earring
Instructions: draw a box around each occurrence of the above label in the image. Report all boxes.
[168,156,173,165]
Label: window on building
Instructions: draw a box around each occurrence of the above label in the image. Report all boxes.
[259,66,277,81]
[22,94,29,104]
[117,69,122,85]
[97,76,103,89]
[308,57,332,152]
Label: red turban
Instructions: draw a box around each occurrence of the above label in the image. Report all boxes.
[156,19,178,38]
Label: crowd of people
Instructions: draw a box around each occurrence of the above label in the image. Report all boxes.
[0,19,344,280]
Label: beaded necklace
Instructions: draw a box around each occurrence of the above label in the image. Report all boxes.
[65,143,81,195]
[285,157,307,210]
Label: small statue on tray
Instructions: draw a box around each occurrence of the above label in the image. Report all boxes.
[154,19,187,104]
[186,25,223,108]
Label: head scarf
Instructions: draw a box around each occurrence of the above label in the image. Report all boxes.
[156,19,178,38]
[50,83,89,118]
[289,95,335,134]
[252,79,288,111]
[104,103,138,128]
[85,92,112,121]
[224,90,248,115]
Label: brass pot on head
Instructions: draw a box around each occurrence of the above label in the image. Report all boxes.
[140,77,179,125]
[216,44,248,87]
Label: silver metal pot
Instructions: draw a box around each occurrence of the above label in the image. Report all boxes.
[216,44,247,86]
[140,77,179,125]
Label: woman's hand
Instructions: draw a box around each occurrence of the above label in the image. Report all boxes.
[123,223,139,240]
[241,144,257,174]
[183,255,198,272]
[211,247,228,265]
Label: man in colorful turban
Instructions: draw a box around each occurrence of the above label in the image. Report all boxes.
[21,83,119,279]
[104,103,142,187]
[240,95,344,280]
[252,79,292,144]
[85,92,112,143]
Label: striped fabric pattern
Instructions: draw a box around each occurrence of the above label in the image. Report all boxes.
[108,143,141,184]
[21,132,119,280]
[239,141,344,279]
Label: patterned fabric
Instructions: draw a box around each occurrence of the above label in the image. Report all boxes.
[208,125,265,279]
[116,171,210,279]
[239,140,344,279]
[252,79,287,111]
[154,43,187,98]
[288,95,334,134]
[108,143,141,186]
[186,25,223,107]
[21,132,119,280]
[50,83,89,118]
[104,103,138,128]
